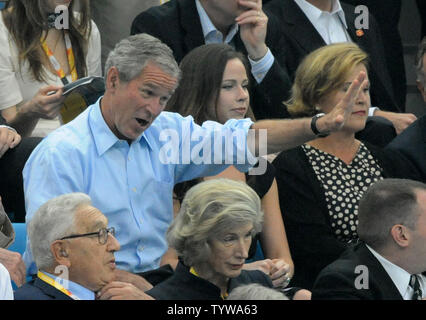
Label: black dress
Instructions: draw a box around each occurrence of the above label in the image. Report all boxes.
[146,261,273,300]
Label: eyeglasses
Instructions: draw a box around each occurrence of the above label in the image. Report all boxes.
[59,227,115,245]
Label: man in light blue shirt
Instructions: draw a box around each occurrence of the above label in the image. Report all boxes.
[23,33,367,286]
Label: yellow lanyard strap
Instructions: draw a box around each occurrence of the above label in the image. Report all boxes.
[40,32,78,85]
[190,267,229,300]
[37,271,80,300]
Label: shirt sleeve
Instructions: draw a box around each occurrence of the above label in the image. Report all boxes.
[168,114,258,183]
[0,20,23,110]
[248,48,274,84]
[86,20,102,77]
[0,263,13,300]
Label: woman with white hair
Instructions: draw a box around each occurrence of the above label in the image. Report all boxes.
[146,178,273,300]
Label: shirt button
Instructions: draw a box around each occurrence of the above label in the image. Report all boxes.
[138,245,145,252]
[132,188,137,193]
[128,156,131,161]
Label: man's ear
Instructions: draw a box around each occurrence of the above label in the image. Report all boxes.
[50,240,71,268]
[390,224,411,248]
[106,66,120,91]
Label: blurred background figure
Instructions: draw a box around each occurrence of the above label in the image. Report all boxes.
[0,0,101,137]
[89,0,161,71]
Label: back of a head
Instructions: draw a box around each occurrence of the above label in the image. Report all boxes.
[357,178,426,251]
[287,42,368,117]
[28,193,91,271]
[227,284,289,300]
[104,33,180,84]
[167,178,263,267]
[166,43,252,124]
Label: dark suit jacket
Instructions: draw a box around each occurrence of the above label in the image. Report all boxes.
[312,242,403,300]
[264,0,400,112]
[131,0,291,120]
[272,142,421,289]
[14,278,73,300]
[387,115,426,182]
[146,261,273,300]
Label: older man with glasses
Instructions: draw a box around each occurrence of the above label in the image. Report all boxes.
[14,193,153,300]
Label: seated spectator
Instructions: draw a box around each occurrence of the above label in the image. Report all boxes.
[23,33,367,283]
[387,38,426,182]
[14,193,123,300]
[0,116,42,221]
[312,178,426,300]
[0,197,24,295]
[131,0,292,120]
[272,43,422,290]
[0,0,101,137]
[264,0,417,137]
[167,43,294,288]
[146,179,273,300]
[0,262,13,300]
[227,283,289,300]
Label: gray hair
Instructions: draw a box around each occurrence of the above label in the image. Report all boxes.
[227,284,289,300]
[28,193,92,270]
[104,33,180,83]
[415,37,426,86]
[357,179,426,251]
[167,179,263,267]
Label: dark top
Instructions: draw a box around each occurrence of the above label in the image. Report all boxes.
[312,242,403,300]
[302,143,383,242]
[146,261,273,300]
[131,0,291,120]
[387,115,426,183]
[272,142,421,289]
[14,278,73,300]
[264,0,400,112]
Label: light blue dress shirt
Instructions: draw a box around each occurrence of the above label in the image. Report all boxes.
[42,271,95,300]
[195,0,273,84]
[23,98,255,275]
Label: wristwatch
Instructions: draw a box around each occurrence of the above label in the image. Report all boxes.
[310,113,330,138]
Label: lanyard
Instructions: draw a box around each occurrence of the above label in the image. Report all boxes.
[41,32,78,85]
[190,267,229,300]
[37,271,81,300]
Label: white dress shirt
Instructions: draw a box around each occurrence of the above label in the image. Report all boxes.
[294,0,378,116]
[367,245,426,300]
[0,263,13,300]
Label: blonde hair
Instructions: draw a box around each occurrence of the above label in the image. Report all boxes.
[286,43,368,117]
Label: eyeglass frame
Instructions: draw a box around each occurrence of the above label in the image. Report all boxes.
[59,227,115,245]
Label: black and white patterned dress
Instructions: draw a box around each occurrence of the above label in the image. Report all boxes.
[302,143,384,242]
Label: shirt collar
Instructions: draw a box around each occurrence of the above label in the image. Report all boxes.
[195,0,239,43]
[294,0,348,29]
[366,244,411,298]
[88,97,153,156]
[42,271,95,300]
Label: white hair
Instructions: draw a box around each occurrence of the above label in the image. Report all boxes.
[28,193,92,270]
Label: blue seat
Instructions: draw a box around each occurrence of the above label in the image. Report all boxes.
[246,241,265,263]
[8,223,28,290]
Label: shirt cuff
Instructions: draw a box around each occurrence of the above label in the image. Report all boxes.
[368,107,379,117]
[0,125,16,133]
[248,48,274,84]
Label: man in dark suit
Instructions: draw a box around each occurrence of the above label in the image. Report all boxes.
[264,0,417,136]
[131,0,291,120]
[312,178,426,300]
[14,193,123,300]
[387,38,426,182]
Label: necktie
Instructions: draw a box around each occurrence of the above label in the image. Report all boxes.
[409,275,423,300]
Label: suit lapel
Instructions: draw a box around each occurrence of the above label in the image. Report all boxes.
[357,243,403,300]
[279,0,327,54]
[34,278,74,300]
[178,0,205,53]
